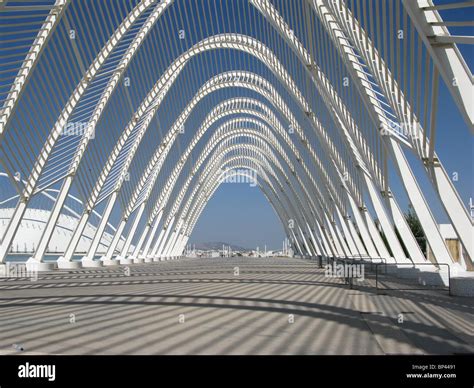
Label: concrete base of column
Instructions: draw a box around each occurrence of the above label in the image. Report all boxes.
[451,273,474,296]
[26,257,56,271]
[395,266,449,287]
[99,256,120,266]
[57,257,81,269]
[117,256,133,265]
[81,257,103,268]
[131,257,144,264]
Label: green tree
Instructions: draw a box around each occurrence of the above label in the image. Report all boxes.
[405,205,426,255]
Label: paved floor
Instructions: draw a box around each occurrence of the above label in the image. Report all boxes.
[0,257,472,355]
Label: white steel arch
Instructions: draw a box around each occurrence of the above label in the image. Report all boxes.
[0,0,471,276]
[111,119,329,263]
[155,129,325,256]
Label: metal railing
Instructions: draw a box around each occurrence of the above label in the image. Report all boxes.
[375,263,451,295]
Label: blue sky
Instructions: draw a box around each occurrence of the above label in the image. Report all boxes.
[189,183,286,250]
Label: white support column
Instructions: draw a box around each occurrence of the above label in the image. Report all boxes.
[150,228,166,258]
[174,235,184,257]
[335,206,358,256]
[333,220,351,257]
[57,212,90,268]
[81,192,119,265]
[345,214,367,257]
[30,176,74,263]
[170,233,181,257]
[163,230,178,258]
[324,0,472,268]
[119,203,146,260]
[347,195,378,258]
[385,191,426,264]
[313,0,468,270]
[389,140,460,269]
[299,227,312,256]
[312,225,329,257]
[131,224,150,258]
[0,201,28,263]
[308,221,324,256]
[316,222,335,258]
[333,212,353,257]
[101,219,127,264]
[322,224,337,257]
[177,235,189,256]
[171,233,185,257]
[168,222,184,257]
[324,214,344,257]
[141,211,163,258]
[298,225,313,256]
[362,207,391,261]
[174,232,186,257]
[2,1,171,262]
[306,222,322,256]
[363,173,409,263]
[290,228,304,256]
[161,218,181,258]
[156,217,175,258]
[157,227,173,259]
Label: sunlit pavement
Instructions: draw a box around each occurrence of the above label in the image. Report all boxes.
[0,257,472,355]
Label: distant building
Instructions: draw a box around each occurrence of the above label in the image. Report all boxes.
[0,208,128,255]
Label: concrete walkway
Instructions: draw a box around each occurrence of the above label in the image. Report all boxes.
[0,257,472,355]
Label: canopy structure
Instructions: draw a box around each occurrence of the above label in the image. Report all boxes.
[0,0,472,274]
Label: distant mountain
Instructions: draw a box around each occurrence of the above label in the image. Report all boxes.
[189,241,249,251]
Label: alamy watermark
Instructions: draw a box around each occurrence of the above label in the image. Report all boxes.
[380,121,422,140]
[18,362,55,382]
[59,121,94,139]
[220,168,257,187]
[0,263,38,281]
[325,261,364,281]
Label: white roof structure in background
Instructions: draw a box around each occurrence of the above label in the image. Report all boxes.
[0,208,127,255]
